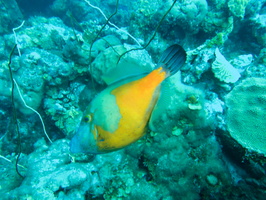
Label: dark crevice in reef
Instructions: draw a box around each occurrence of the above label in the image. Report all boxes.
[16,0,55,16]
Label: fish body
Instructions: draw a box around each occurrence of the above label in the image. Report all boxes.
[70,45,186,154]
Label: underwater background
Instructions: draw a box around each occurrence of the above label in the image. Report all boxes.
[0,0,265,199]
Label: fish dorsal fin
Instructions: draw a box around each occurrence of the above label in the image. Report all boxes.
[102,58,153,85]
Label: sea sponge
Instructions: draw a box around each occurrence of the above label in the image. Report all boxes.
[225,77,266,155]
[212,48,241,83]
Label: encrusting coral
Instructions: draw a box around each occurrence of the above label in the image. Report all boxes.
[225,77,266,155]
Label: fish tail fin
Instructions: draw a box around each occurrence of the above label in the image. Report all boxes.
[158,44,186,75]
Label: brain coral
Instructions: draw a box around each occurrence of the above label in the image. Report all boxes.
[225,77,266,155]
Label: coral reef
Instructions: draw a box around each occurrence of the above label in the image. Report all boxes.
[0,0,266,199]
[2,136,232,200]
[251,12,266,47]
[200,0,232,34]
[44,82,85,137]
[149,72,210,133]
[225,77,266,155]
[91,43,154,84]
[228,0,250,18]
[169,0,208,34]
[0,0,23,34]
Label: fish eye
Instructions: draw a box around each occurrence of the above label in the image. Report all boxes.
[84,114,92,123]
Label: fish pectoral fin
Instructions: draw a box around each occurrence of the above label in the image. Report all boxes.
[149,78,173,133]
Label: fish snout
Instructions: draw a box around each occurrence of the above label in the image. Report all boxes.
[70,123,98,154]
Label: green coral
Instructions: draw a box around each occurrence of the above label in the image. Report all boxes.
[206,32,226,48]
[201,2,232,33]
[225,77,266,155]
[228,0,250,18]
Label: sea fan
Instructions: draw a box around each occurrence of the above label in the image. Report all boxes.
[212,48,241,83]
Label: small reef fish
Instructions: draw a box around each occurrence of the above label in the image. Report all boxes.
[70,44,186,154]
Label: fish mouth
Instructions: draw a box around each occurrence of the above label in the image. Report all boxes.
[70,134,83,153]
[70,123,98,154]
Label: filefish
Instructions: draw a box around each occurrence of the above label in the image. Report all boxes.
[70,44,186,154]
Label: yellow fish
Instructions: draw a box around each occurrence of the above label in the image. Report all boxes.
[70,44,186,154]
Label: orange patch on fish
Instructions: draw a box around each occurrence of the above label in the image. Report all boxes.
[96,67,167,151]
